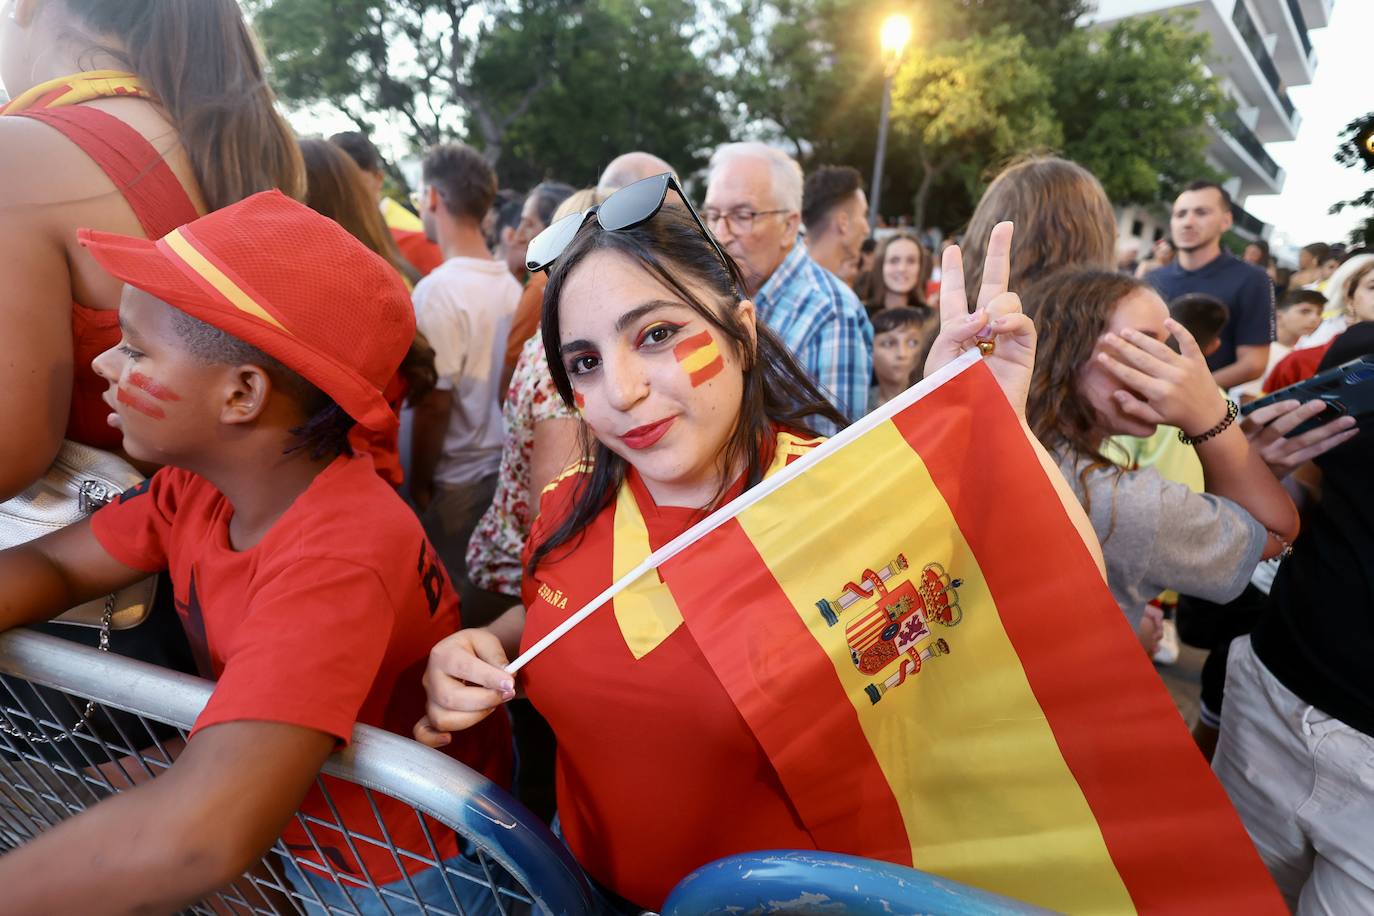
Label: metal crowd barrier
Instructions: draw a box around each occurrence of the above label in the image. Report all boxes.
[0,628,595,915]
[2,629,1053,916]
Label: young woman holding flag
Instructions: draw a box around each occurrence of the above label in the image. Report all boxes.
[417,173,1068,910]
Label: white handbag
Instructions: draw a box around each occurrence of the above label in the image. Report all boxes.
[0,439,156,633]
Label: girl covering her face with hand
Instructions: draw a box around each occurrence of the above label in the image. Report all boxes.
[418,176,1040,911]
[1023,269,1300,644]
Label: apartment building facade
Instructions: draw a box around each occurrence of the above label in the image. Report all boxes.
[1090,0,1333,256]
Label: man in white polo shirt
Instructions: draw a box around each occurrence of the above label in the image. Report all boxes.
[409,142,521,611]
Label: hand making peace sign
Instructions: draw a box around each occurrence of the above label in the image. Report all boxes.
[923,222,1036,418]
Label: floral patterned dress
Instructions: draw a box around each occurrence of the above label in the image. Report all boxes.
[465,334,578,597]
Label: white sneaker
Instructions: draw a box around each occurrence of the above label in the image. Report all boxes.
[1153,618,1180,666]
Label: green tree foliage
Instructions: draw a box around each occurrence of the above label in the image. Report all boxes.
[1049,14,1227,206]
[931,0,1089,50]
[888,33,1061,228]
[1329,113,1374,246]
[722,0,1218,229]
[249,0,726,186]
[486,0,729,188]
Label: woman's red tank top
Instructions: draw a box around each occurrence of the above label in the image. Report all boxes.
[16,106,199,450]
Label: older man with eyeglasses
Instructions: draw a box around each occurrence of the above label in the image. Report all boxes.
[704,142,873,432]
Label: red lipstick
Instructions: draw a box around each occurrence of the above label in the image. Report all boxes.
[620,416,675,450]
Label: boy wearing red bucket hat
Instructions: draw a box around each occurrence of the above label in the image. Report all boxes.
[0,191,513,913]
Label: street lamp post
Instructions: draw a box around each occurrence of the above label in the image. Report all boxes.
[869,13,912,231]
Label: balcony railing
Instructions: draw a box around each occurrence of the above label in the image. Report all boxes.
[1232,202,1267,238]
[1286,0,1313,57]
[1217,111,1283,182]
[1231,0,1297,121]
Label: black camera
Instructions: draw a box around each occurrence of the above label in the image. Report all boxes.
[1241,356,1374,437]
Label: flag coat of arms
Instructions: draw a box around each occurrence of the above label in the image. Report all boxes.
[620,351,1284,913]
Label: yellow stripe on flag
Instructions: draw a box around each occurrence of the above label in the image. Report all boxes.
[612,485,684,659]
[678,340,720,375]
[162,229,289,332]
[734,420,1135,913]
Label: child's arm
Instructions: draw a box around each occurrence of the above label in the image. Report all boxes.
[1101,320,1299,555]
[0,720,334,915]
[0,516,150,631]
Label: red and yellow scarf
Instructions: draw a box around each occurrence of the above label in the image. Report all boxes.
[0,69,152,116]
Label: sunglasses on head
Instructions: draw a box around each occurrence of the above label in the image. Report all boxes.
[525,172,731,276]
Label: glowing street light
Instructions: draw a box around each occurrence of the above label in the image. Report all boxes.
[869,13,913,231]
[880,13,913,62]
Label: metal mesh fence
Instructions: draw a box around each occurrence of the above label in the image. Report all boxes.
[0,629,594,916]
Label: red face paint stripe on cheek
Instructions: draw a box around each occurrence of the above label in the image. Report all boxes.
[673,330,713,360]
[127,371,182,402]
[688,356,725,387]
[573,390,585,410]
[116,386,166,419]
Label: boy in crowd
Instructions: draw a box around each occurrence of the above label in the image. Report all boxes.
[1232,289,1326,402]
[0,192,511,913]
[868,307,928,412]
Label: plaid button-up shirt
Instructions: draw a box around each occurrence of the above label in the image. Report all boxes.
[754,242,874,433]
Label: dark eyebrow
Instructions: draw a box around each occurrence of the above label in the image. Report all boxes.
[614,300,687,333]
[558,300,690,357]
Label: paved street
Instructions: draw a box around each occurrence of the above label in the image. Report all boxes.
[1157,643,1207,729]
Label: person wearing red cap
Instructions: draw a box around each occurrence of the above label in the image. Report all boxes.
[0,191,512,914]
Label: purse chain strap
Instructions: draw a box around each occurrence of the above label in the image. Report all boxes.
[2,477,122,742]
[0,583,116,744]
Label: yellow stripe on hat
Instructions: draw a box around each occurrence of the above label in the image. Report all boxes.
[161,228,289,333]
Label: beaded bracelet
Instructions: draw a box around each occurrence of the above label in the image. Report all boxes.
[1177,399,1239,446]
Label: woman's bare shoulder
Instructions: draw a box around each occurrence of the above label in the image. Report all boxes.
[0,116,113,208]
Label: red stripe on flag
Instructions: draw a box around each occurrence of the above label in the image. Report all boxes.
[663,520,914,863]
[672,330,712,359]
[894,362,1284,913]
[688,356,724,387]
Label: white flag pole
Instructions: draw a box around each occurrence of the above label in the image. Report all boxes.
[505,347,983,674]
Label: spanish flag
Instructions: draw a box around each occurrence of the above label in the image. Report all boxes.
[647,350,1282,913]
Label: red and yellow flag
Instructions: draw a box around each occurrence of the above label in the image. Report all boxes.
[0,70,152,117]
[651,353,1283,913]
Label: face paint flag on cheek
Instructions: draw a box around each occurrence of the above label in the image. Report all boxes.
[673,330,724,387]
[573,390,586,411]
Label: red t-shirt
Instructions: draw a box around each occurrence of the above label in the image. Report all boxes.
[519,431,821,909]
[1263,341,1333,394]
[91,454,512,884]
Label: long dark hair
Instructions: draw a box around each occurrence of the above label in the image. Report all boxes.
[529,204,846,573]
[65,0,305,209]
[301,138,421,287]
[1023,268,1149,503]
[961,157,1116,296]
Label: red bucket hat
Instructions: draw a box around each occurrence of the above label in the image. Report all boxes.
[78,190,415,434]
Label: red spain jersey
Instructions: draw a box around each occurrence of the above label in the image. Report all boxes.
[519,429,823,909]
[91,453,512,885]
